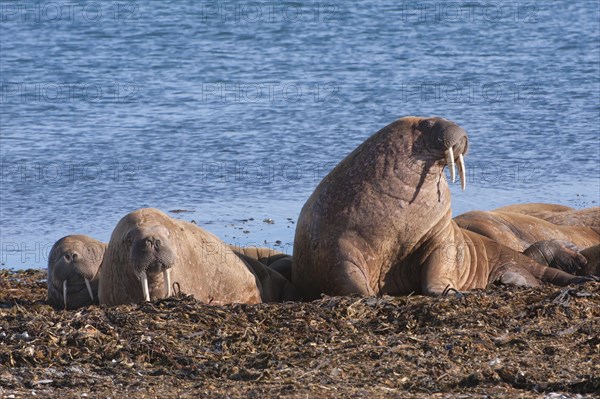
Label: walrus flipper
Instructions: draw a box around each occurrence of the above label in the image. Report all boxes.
[580,245,600,276]
[234,252,301,302]
[523,239,587,274]
[516,252,593,286]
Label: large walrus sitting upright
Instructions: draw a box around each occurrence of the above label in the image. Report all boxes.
[47,235,106,309]
[99,208,298,306]
[292,116,591,298]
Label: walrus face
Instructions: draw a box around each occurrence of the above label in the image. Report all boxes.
[47,237,103,309]
[125,225,176,301]
[418,117,469,190]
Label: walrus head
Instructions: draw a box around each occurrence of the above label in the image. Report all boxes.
[417,117,469,190]
[124,224,176,301]
[47,235,105,309]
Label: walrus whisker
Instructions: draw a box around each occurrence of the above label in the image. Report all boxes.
[458,153,466,191]
[63,280,68,309]
[84,278,94,302]
[445,147,456,183]
[139,271,151,302]
[163,269,172,297]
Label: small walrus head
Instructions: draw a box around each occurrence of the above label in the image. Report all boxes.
[124,224,176,301]
[417,117,469,190]
[47,235,105,309]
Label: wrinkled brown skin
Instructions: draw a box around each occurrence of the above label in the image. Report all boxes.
[523,240,589,275]
[494,204,600,234]
[292,117,589,299]
[454,210,599,253]
[494,203,574,218]
[230,245,294,283]
[99,208,298,306]
[580,245,600,276]
[540,208,600,233]
[455,207,599,273]
[47,235,106,309]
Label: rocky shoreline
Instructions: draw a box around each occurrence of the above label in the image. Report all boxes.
[1,269,598,398]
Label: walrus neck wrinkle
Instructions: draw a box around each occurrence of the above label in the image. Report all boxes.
[372,152,442,207]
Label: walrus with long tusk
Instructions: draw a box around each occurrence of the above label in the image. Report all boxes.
[47,235,106,309]
[292,116,591,298]
[99,208,299,306]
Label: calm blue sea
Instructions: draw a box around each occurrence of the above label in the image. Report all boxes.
[1,1,599,268]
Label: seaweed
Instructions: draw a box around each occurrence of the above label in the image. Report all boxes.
[1,269,598,398]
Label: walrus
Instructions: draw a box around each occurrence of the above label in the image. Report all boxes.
[47,235,106,309]
[493,204,599,231]
[524,241,600,277]
[494,203,574,218]
[580,244,600,276]
[99,208,298,306]
[292,116,591,298]
[453,207,599,273]
[537,207,600,233]
[229,245,293,281]
[454,210,599,253]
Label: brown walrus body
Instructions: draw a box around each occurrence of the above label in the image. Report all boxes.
[454,210,599,253]
[292,117,589,299]
[454,207,599,273]
[580,245,600,276]
[99,208,297,306]
[47,235,106,309]
[493,204,599,232]
[229,245,294,282]
[494,203,574,218]
[523,240,599,277]
[539,208,600,233]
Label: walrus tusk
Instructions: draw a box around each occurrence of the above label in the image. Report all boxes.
[84,278,94,302]
[445,147,456,183]
[63,280,68,309]
[140,271,151,302]
[458,153,466,191]
[163,269,172,297]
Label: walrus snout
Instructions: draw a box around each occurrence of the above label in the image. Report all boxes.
[47,236,105,310]
[51,258,98,309]
[130,233,176,302]
[419,117,469,190]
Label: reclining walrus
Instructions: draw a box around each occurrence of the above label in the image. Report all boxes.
[523,241,599,277]
[99,208,299,306]
[493,203,574,219]
[493,203,599,233]
[454,209,598,253]
[453,206,599,273]
[229,245,293,281]
[292,116,591,298]
[47,235,106,309]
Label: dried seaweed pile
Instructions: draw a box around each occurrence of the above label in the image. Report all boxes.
[1,269,599,398]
